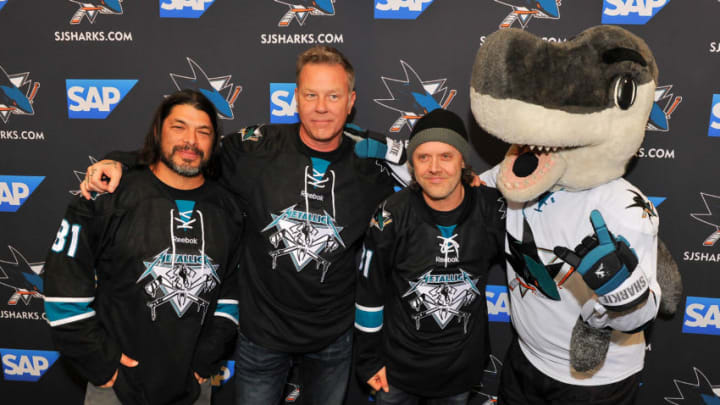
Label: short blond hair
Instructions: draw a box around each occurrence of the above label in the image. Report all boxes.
[296,46,355,91]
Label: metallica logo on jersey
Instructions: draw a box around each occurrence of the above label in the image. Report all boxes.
[136,200,220,323]
[403,269,481,333]
[262,204,345,282]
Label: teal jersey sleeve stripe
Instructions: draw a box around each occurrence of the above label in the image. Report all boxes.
[354,303,383,332]
[215,301,239,324]
[44,299,94,325]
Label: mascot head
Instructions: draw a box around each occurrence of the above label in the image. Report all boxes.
[470,25,658,203]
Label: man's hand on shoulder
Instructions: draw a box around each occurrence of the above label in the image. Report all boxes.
[80,160,123,200]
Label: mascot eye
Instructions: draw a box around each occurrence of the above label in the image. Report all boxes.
[613,75,636,110]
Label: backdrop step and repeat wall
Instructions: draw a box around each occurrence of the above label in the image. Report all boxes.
[1,1,719,404]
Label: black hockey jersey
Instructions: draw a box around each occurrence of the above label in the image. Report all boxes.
[355,185,505,397]
[221,123,396,352]
[44,168,242,405]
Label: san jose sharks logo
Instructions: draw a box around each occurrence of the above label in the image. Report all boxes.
[691,193,720,247]
[375,60,456,134]
[0,65,40,124]
[138,248,219,322]
[262,205,345,282]
[647,84,682,132]
[370,202,392,231]
[665,367,720,405]
[403,269,481,332]
[68,0,124,25]
[626,189,657,220]
[274,0,335,27]
[170,57,242,120]
[69,156,105,200]
[495,0,561,29]
[0,246,44,306]
[506,217,565,300]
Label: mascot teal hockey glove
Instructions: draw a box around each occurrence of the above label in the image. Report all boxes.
[346,123,406,164]
[554,210,649,311]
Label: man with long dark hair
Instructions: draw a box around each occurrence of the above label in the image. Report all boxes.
[78,47,396,404]
[44,90,242,405]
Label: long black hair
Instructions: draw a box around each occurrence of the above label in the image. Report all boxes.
[139,89,222,179]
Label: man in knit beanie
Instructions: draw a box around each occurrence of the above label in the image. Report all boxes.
[355,108,505,404]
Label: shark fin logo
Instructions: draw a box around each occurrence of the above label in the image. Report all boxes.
[626,189,658,220]
[691,193,720,247]
[402,269,481,332]
[170,57,242,120]
[0,65,40,124]
[495,0,561,29]
[370,202,392,231]
[665,367,720,404]
[0,246,44,306]
[375,60,456,134]
[274,0,335,27]
[69,0,124,25]
[647,84,682,131]
[473,354,503,404]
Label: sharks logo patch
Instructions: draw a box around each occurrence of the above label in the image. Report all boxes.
[626,189,657,220]
[495,0,561,29]
[262,205,345,282]
[375,61,456,134]
[170,57,242,120]
[370,203,392,231]
[273,0,335,27]
[0,65,40,124]
[68,0,124,24]
[403,269,481,332]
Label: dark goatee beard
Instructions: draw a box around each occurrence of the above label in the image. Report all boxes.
[160,144,206,178]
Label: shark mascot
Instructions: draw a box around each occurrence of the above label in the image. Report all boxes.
[472,25,682,403]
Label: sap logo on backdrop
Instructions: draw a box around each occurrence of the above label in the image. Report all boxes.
[374,0,433,20]
[160,0,214,18]
[495,0,561,29]
[664,367,720,404]
[66,79,137,119]
[647,85,681,132]
[0,0,7,12]
[683,296,720,336]
[602,0,669,25]
[1,349,59,382]
[0,65,40,124]
[486,285,510,323]
[375,61,456,135]
[0,176,44,213]
[170,58,241,120]
[274,0,335,27]
[270,83,298,124]
[68,0,123,24]
[708,94,720,137]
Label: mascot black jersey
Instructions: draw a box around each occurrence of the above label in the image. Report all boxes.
[44,168,242,405]
[221,123,396,351]
[354,185,505,397]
